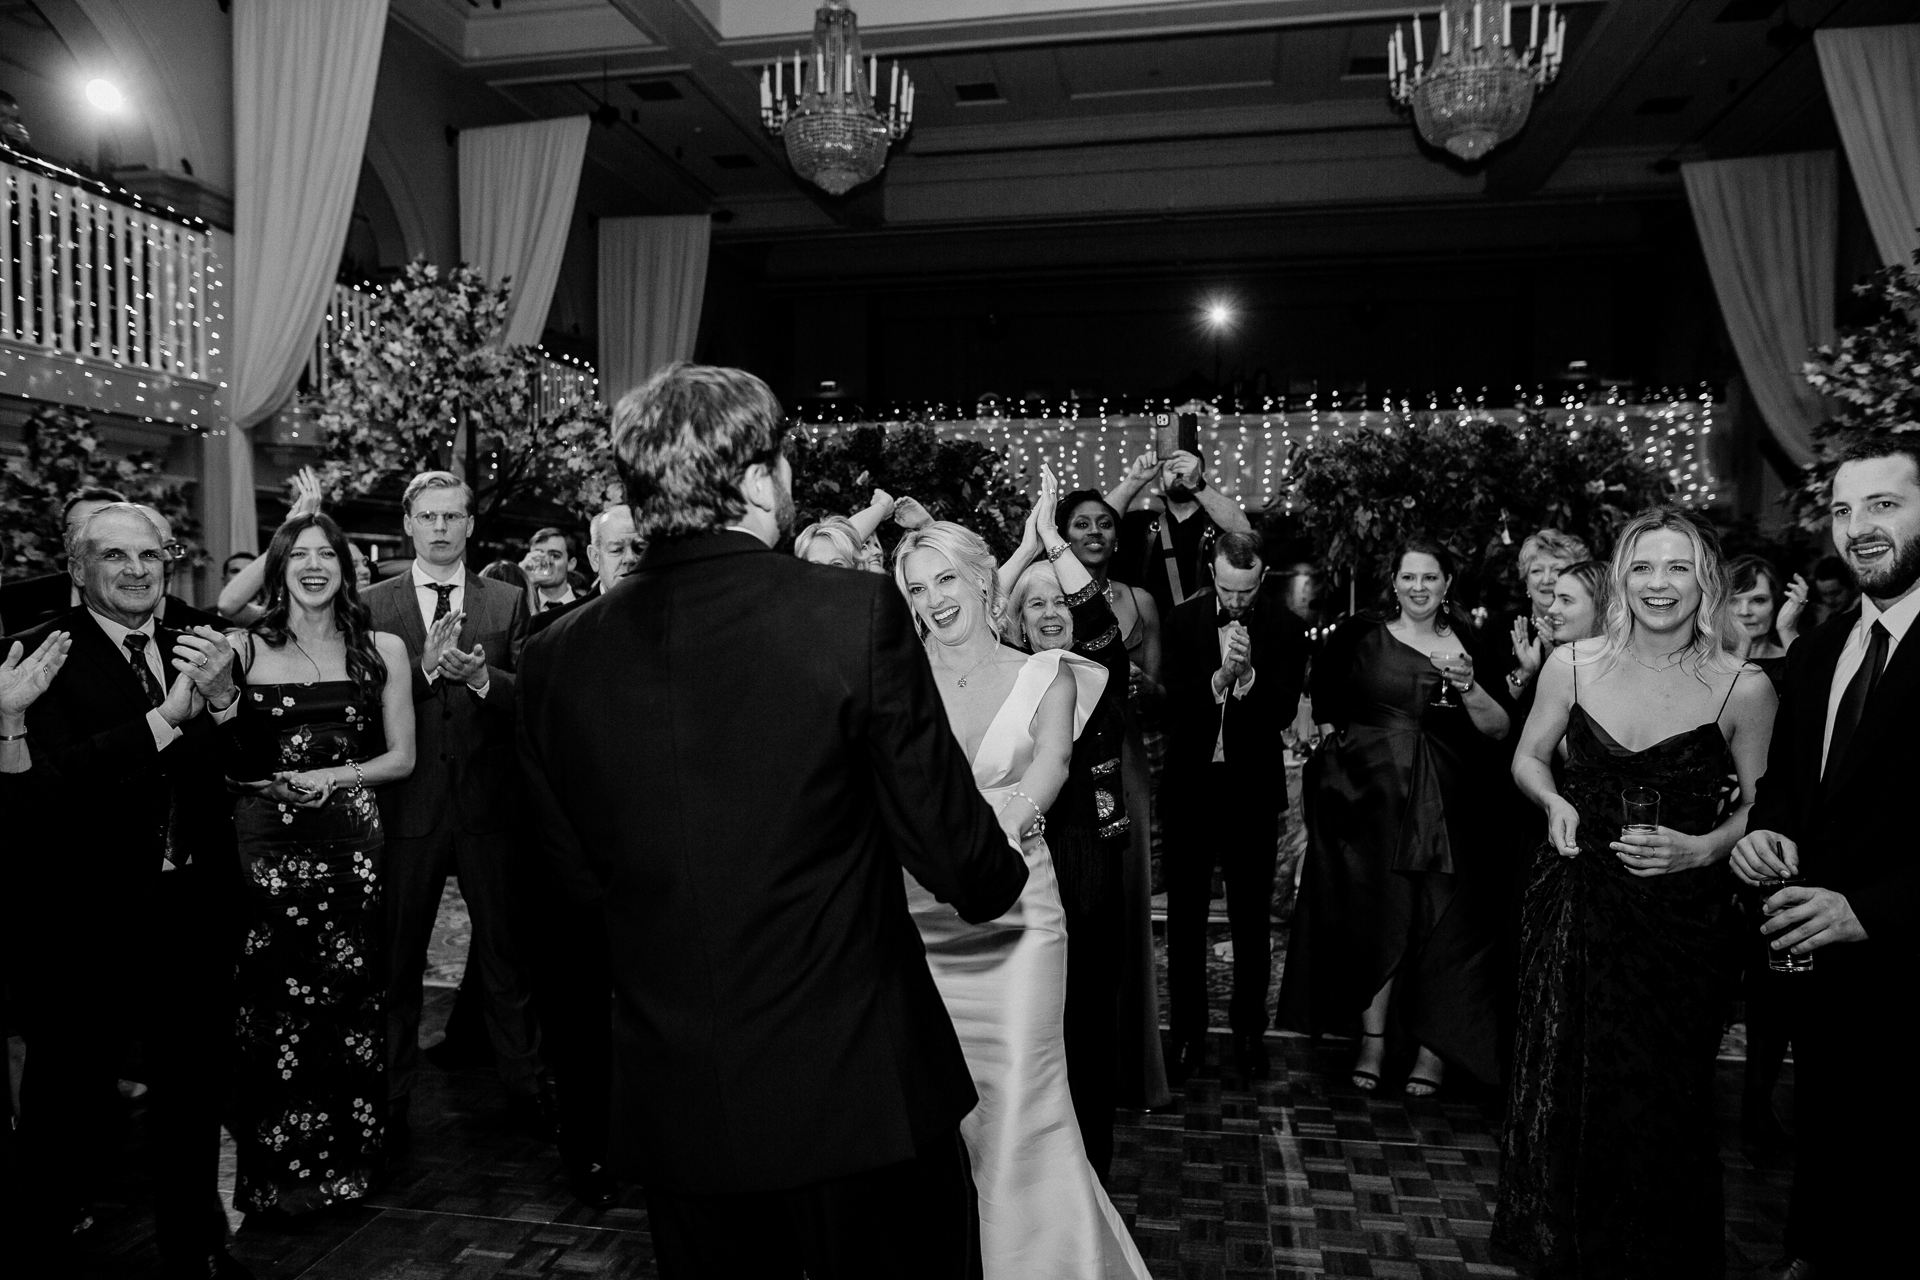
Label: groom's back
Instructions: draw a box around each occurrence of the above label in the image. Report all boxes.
[517,530,1022,1195]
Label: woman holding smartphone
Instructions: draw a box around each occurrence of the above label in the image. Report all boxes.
[222,513,415,1226]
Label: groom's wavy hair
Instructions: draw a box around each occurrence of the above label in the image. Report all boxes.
[893,521,1006,642]
[1595,506,1740,682]
[612,362,790,544]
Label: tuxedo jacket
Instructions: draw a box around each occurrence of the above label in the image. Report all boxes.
[516,531,1028,1195]
[4,607,237,923]
[1748,606,1920,980]
[1162,588,1310,800]
[363,570,527,839]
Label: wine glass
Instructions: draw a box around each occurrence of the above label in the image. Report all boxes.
[1428,648,1467,709]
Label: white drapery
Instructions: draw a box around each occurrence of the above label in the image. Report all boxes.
[226,0,387,553]
[459,116,590,348]
[1815,25,1920,268]
[597,215,711,405]
[1683,152,1835,470]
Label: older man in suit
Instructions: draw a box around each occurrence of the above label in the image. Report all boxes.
[363,471,544,1140]
[6,503,250,1278]
[1734,439,1920,1278]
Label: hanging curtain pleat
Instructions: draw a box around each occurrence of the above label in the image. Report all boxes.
[459,116,590,348]
[597,215,711,406]
[1815,25,1920,269]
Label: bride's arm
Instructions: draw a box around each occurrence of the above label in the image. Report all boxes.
[1000,665,1076,842]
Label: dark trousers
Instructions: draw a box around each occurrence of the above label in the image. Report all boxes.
[537,898,613,1173]
[18,872,231,1263]
[384,825,540,1101]
[643,1131,976,1280]
[1783,966,1909,1269]
[1053,828,1123,1181]
[1165,765,1281,1039]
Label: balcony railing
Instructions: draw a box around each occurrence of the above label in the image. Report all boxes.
[1,155,216,383]
[304,281,597,421]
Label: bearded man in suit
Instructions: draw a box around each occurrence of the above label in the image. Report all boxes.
[362,470,546,1141]
[1734,438,1920,1278]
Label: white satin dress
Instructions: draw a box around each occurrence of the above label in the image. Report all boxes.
[906,648,1153,1280]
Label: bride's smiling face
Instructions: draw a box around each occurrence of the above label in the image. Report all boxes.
[902,547,989,647]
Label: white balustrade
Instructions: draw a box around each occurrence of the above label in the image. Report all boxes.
[1,156,214,383]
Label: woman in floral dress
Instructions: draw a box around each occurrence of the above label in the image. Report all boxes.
[222,513,414,1223]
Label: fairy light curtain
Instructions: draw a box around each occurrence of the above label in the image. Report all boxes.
[458,116,590,348]
[799,397,1720,511]
[227,0,388,554]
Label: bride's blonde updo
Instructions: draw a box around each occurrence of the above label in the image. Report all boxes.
[892,521,1007,639]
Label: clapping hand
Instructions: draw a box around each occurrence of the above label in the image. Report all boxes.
[0,631,71,721]
[158,669,204,728]
[1220,622,1252,683]
[1610,825,1708,877]
[438,644,489,690]
[1034,463,1061,533]
[1510,616,1545,681]
[171,626,237,707]
[288,466,325,520]
[421,610,464,679]
[866,489,897,521]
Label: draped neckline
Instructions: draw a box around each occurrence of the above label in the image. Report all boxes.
[1570,702,1728,757]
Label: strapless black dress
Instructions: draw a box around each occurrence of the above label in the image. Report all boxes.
[1494,703,1741,1278]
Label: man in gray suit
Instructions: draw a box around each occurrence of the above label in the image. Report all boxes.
[363,470,544,1141]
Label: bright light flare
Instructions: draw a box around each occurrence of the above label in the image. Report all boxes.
[84,78,124,112]
[1204,300,1233,329]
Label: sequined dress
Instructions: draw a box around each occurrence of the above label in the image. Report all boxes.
[1492,697,1742,1278]
[226,681,387,1215]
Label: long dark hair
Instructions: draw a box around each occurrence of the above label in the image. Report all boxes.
[1385,537,1475,636]
[251,513,387,703]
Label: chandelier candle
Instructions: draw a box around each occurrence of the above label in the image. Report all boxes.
[763,1,913,196]
[1391,1,1562,162]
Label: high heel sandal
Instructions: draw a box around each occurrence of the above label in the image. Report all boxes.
[1350,1031,1385,1093]
[1404,1053,1445,1098]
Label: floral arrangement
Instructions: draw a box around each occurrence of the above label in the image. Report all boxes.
[1797,250,1920,526]
[315,259,617,523]
[0,403,200,582]
[1283,411,1671,604]
[788,424,1031,560]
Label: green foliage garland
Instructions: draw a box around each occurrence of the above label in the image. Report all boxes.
[789,425,1031,560]
[1283,412,1672,602]
[0,403,200,582]
[315,259,618,523]
[1796,252,1920,526]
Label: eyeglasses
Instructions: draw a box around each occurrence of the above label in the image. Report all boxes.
[410,511,469,529]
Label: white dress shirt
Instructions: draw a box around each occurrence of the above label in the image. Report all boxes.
[89,608,240,753]
[1211,619,1257,762]
[410,560,488,697]
[1821,585,1920,775]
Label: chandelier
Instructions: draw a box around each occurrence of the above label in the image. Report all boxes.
[759,1,914,196]
[1388,2,1564,162]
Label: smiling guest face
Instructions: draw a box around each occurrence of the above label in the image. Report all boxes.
[1830,454,1920,605]
[1020,577,1073,652]
[1547,577,1598,642]
[1394,552,1448,624]
[76,508,165,627]
[1623,528,1701,637]
[1064,501,1116,569]
[286,526,343,611]
[1525,555,1571,615]
[903,547,986,648]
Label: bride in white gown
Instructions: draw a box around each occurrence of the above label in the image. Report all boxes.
[894,520,1152,1280]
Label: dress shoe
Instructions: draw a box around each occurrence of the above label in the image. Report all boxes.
[1167,1034,1207,1086]
[1747,1259,1815,1280]
[1233,1032,1270,1080]
[506,1084,560,1143]
[566,1160,619,1210]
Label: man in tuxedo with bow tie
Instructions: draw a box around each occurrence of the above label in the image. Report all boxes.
[6,503,250,1278]
[1161,531,1310,1082]
[1734,439,1920,1278]
[363,471,545,1142]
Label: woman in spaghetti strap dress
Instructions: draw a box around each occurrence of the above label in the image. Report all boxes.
[1058,488,1172,1112]
[1495,510,1776,1278]
[222,515,416,1222]
[896,521,1151,1280]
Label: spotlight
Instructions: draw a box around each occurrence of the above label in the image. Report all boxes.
[84,78,124,112]
[1205,301,1233,329]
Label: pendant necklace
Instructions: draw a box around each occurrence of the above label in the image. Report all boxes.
[947,650,996,687]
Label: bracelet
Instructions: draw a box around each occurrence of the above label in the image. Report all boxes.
[1043,540,1069,562]
[348,760,365,790]
[0,731,25,743]
[999,789,1047,839]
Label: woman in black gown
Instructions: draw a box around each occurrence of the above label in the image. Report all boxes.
[224,514,415,1222]
[1278,539,1509,1096]
[1001,465,1132,1179]
[1495,508,1776,1278]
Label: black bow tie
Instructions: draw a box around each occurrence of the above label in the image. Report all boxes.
[1217,610,1248,628]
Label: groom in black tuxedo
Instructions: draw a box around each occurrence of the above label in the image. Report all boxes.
[1735,439,1920,1277]
[517,362,1026,1279]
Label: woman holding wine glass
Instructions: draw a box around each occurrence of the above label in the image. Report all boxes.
[1493,508,1776,1278]
[1277,539,1508,1098]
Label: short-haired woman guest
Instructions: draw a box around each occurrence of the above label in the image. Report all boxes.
[223,513,415,1224]
[1278,539,1510,1097]
[1725,554,1807,695]
[1495,509,1776,1277]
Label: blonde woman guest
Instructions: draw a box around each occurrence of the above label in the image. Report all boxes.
[894,520,1150,1280]
[1495,508,1776,1279]
[793,489,901,571]
[1504,528,1591,704]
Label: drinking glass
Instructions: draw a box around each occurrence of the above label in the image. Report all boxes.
[1757,876,1815,974]
[1620,786,1660,833]
[1428,649,1466,709]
